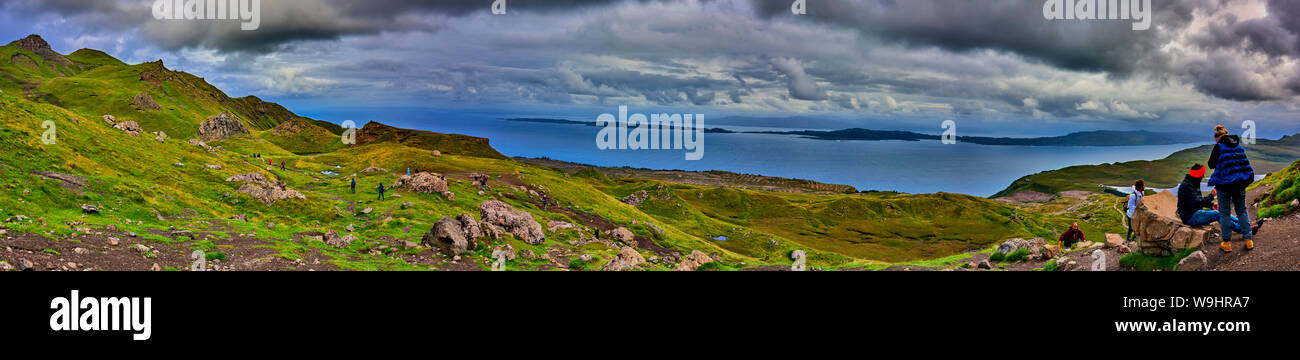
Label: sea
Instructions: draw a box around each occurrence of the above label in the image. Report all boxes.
[306,108,1203,197]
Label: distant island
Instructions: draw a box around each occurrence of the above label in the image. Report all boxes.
[506,118,1203,146]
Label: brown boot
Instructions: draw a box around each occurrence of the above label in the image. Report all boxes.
[1245,238,1255,250]
[1220,241,1232,253]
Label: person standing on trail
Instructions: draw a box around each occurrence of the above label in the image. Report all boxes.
[407,168,410,176]
[377,183,386,200]
[281,160,286,171]
[350,177,357,194]
[1178,164,1245,234]
[1125,179,1145,241]
[1208,125,1262,252]
[1059,222,1085,249]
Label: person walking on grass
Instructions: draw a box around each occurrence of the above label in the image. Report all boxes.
[281,160,286,171]
[1208,125,1264,252]
[1059,222,1085,249]
[1125,179,1145,241]
[350,177,356,194]
[377,183,386,201]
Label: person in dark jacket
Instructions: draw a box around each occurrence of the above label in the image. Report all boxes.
[1207,125,1258,252]
[1177,164,1242,232]
[350,177,356,194]
[1059,222,1085,249]
[377,183,386,201]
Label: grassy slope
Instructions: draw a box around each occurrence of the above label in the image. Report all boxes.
[994,135,1300,198]
[0,36,1133,269]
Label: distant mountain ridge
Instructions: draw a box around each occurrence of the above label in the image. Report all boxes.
[505,117,1204,147]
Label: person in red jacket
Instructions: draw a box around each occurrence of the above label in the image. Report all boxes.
[1059,222,1086,249]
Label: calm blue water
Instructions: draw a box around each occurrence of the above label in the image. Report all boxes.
[310,109,1200,197]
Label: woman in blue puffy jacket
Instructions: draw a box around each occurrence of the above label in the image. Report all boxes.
[1207,125,1263,252]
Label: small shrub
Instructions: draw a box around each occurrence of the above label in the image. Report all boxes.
[205,252,227,262]
[1003,249,1030,262]
[1259,204,1288,219]
[43,248,60,255]
[1118,248,1195,271]
[1041,259,1059,272]
[988,251,1005,262]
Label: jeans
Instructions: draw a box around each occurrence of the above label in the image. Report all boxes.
[1216,186,1253,241]
[1186,209,1242,234]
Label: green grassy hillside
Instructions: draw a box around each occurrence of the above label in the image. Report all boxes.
[0,34,1133,271]
[994,135,1300,198]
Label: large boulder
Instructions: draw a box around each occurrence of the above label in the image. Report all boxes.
[425,217,470,256]
[611,227,636,246]
[458,213,484,239]
[113,121,142,136]
[602,246,646,271]
[994,237,1048,259]
[674,250,714,271]
[236,181,306,205]
[198,112,249,141]
[479,200,545,244]
[390,172,448,194]
[1132,191,1218,257]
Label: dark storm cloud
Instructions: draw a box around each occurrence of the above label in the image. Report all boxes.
[11,0,644,53]
[751,0,1206,77]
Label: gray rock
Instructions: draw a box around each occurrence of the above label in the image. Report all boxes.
[1177,250,1208,271]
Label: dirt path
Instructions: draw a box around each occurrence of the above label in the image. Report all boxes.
[1204,185,1300,271]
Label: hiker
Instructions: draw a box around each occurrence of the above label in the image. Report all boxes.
[350,177,356,194]
[542,195,550,208]
[407,168,410,176]
[1059,222,1085,249]
[281,161,286,171]
[1208,125,1264,252]
[377,183,386,200]
[1125,179,1145,241]
[1178,164,1244,233]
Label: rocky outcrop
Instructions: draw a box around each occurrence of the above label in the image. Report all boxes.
[423,216,486,256]
[13,35,72,67]
[113,121,142,136]
[225,173,270,185]
[611,227,636,246]
[994,237,1050,260]
[479,200,545,244]
[236,181,306,205]
[390,172,448,193]
[132,93,161,111]
[1132,191,1218,257]
[546,221,577,232]
[362,166,388,173]
[323,230,356,248]
[621,190,649,206]
[198,112,249,141]
[602,246,645,271]
[674,250,714,271]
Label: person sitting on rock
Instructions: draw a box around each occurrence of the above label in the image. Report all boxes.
[1125,179,1145,241]
[1178,164,1244,233]
[1059,222,1085,249]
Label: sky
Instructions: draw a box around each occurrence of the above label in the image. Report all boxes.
[2,0,1299,137]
